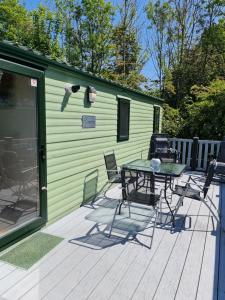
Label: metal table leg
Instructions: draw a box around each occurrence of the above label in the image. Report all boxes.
[164,175,175,228]
[149,173,155,205]
[119,169,126,214]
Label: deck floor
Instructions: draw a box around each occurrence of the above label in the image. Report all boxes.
[0,173,225,300]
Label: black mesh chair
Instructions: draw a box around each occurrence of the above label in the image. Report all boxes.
[149,134,179,163]
[173,160,223,228]
[108,170,163,249]
[104,151,121,183]
[82,170,99,206]
[103,151,137,197]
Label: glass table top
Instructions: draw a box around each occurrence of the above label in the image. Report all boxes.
[122,159,186,177]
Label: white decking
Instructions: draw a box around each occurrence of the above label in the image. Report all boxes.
[0,174,225,300]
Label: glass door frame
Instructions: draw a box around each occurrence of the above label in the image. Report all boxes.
[0,58,47,250]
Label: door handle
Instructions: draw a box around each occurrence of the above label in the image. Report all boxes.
[39,145,46,162]
[41,186,47,191]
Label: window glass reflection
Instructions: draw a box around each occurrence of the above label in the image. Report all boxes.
[0,70,39,237]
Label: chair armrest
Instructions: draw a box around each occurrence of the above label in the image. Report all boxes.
[169,148,177,154]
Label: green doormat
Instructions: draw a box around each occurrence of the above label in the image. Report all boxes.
[0,232,63,269]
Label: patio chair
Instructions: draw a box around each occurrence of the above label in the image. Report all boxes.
[173,160,223,229]
[103,151,137,191]
[104,151,121,183]
[149,133,179,163]
[81,170,99,206]
[108,171,163,249]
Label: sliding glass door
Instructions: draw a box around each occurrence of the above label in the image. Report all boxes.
[0,59,46,248]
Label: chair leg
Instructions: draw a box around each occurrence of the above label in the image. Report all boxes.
[127,200,131,218]
[160,196,163,224]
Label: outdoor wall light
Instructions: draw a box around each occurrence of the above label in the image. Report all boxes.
[65,83,80,94]
[87,86,97,103]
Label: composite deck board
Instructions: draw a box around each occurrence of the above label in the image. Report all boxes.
[1,217,97,298]
[174,198,212,299]
[195,183,220,300]
[0,179,224,300]
[86,230,166,300]
[47,240,129,300]
[147,198,202,300]
[130,196,195,300]
[2,219,99,299]
[105,193,192,300]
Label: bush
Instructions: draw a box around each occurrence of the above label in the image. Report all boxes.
[181,79,225,140]
[162,104,184,137]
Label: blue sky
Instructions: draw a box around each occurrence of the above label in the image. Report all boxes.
[20,0,156,81]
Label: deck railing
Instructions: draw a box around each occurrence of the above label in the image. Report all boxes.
[169,137,221,171]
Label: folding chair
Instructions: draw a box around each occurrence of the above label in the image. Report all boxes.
[103,151,137,194]
[108,170,163,249]
[82,170,99,206]
[149,134,179,163]
[104,151,121,184]
[173,160,223,229]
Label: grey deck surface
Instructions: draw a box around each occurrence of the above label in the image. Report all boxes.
[0,173,224,300]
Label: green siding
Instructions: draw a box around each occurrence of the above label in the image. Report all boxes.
[45,67,162,223]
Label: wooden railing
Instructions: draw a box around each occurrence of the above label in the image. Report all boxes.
[169,137,221,171]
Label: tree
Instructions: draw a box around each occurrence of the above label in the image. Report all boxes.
[0,1,62,59]
[104,0,147,89]
[145,0,173,92]
[29,5,62,58]
[181,79,225,139]
[0,0,30,43]
[162,103,183,137]
[55,0,114,74]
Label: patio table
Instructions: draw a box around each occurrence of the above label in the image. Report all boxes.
[120,159,186,227]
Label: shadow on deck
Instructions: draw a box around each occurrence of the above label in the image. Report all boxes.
[0,175,224,300]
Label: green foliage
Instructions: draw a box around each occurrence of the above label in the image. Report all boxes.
[0,1,62,58]
[104,0,147,89]
[0,0,30,43]
[55,0,114,74]
[0,0,146,90]
[146,0,225,140]
[145,0,173,91]
[181,79,225,139]
[162,104,183,137]
[81,0,114,73]
[29,5,62,58]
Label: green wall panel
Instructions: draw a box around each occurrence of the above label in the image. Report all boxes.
[45,67,162,224]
